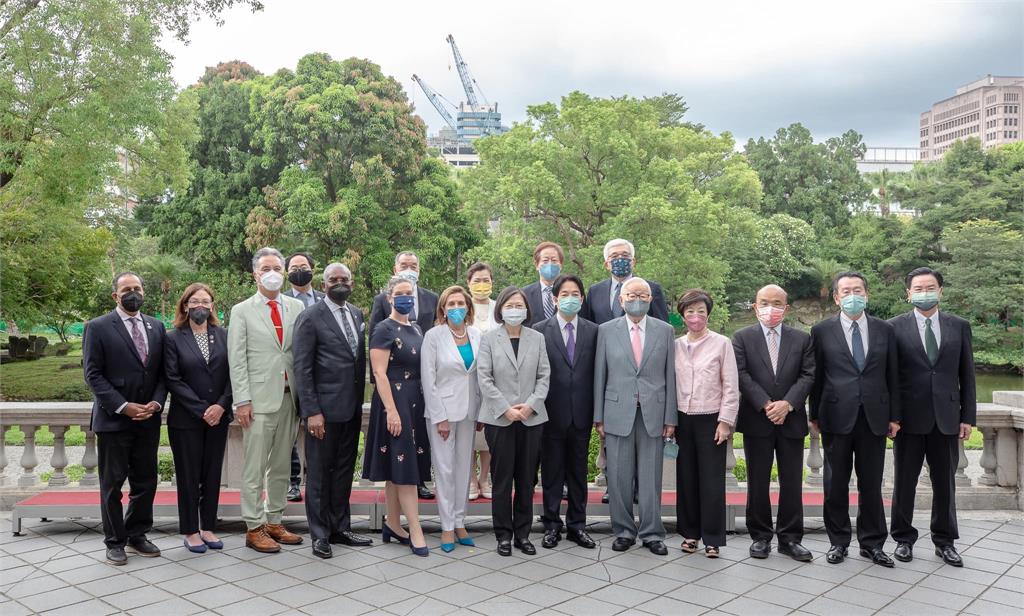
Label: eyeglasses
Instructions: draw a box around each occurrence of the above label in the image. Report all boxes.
[187,300,213,307]
[624,293,651,301]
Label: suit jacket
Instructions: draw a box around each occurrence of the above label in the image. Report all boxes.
[163,325,233,430]
[292,300,367,423]
[534,315,598,436]
[82,310,167,433]
[284,287,325,307]
[580,278,670,324]
[421,325,482,425]
[477,326,551,427]
[593,316,677,438]
[368,287,438,338]
[227,293,303,414]
[810,314,901,436]
[888,311,976,435]
[733,323,815,439]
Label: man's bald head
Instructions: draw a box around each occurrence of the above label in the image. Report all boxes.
[755,285,788,306]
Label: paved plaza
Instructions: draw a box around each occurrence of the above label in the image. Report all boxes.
[1,511,1022,616]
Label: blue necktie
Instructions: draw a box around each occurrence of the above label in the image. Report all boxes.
[851,320,866,372]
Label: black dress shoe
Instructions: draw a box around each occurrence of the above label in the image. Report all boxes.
[567,529,596,549]
[105,546,127,566]
[779,542,812,562]
[935,545,963,567]
[601,491,609,504]
[826,545,848,564]
[859,547,895,568]
[542,530,561,549]
[418,484,435,499]
[643,540,668,555]
[749,539,771,559]
[126,537,161,557]
[514,538,537,555]
[497,540,512,556]
[612,537,635,552]
[894,542,913,562]
[331,531,373,546]
[312,538,333,559]
[287,485,302,502]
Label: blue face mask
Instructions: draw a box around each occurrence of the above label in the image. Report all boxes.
[840,294,867,317]
[558,296,582,315]
[539,262,561,282]
[610,257,632,278]
[446,307,468,325]
[393,295,415,315]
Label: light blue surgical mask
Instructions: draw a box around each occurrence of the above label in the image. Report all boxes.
[558,296,582,316]
[396,269,419,285]
[840,294,867,317]
[446,307,468,325]
[539,263,561,282]
[910,291,939,311]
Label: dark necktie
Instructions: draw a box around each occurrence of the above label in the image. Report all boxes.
[851,320,865,372]
[129,317,148,364]
[925,317,939,365]
[269,300,283,345]
[565,321,575,366]
[611,281,624,317]
[543,286,555,319]
[339,306,358,354]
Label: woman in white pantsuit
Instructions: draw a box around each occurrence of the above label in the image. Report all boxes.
[421,286,482,552]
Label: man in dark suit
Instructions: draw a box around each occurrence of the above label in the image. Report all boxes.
[580,238,669,325]
[534,274,598,550]
[733,284,815,562]
[367,251,438,499]
[523,241,583,327]
[293,263,374,557]
[889,267,975,567]
[82,272,167,566]
[283,252,324,502]
[810,271,901,568]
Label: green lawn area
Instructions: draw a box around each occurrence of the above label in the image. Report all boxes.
[1,339,91,402]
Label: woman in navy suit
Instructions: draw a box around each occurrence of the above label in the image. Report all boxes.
[164,283,233,553]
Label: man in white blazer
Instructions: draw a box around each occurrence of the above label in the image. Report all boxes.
[228,247,306,553]
[594,277,677,555]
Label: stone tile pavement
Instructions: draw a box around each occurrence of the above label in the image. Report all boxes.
[0,511,1021,615]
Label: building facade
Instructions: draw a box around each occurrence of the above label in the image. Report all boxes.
[919,75,1023,160]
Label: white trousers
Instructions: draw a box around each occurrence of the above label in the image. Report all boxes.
[427,418,477,531]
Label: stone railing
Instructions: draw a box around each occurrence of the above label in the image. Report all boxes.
[2,392,1022,510]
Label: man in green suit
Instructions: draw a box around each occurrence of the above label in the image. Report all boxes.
[228,247,307,553]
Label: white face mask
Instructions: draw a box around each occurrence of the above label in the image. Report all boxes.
[260,271,284,292]
[502,308,527,326]
[397,269,419,285]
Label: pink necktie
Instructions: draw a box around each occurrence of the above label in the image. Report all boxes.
[631,324,642,366]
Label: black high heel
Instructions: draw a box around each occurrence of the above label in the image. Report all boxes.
[382,523,410,545]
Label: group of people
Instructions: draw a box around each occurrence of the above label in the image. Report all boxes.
[83,238,975,571]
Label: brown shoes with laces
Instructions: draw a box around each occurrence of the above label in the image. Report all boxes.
[246,526,280,553]
[264,523,303,545]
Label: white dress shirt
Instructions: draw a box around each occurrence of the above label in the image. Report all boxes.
[839,311,869,355]
[556,312,578,346]
[292,288,318,308]
[326,297,358,345]
[758,321,782,346]
[914,308,941,350]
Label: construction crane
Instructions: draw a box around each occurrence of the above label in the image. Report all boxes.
[411,74,457,130]
[445,34,487,107]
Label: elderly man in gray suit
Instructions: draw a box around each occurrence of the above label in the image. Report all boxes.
[594,277,677,555]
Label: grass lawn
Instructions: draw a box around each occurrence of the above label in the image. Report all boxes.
[1,339,90,402]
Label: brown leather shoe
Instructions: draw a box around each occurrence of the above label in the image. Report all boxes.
[264,523,303,545]
[246,526,280,553]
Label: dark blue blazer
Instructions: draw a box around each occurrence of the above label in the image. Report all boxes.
[82,310,167,433]
[163,325,233,430]
[580,277,670,324]
[533,315,598,436]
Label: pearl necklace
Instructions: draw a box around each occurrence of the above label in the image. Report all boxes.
[449,326,468,340]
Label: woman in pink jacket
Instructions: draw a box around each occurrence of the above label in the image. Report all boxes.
[673,289,739,557]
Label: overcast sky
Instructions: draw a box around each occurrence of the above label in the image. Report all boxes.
[163,0,1024,147]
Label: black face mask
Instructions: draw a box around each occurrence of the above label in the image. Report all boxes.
[120,291,144,313]
[327,283,353,304]
[288,269,314,287]
[189,307,211,325]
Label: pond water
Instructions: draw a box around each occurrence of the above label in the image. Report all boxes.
[976,371,1023,403]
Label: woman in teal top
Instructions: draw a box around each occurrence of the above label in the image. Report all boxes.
[420,286,483,551]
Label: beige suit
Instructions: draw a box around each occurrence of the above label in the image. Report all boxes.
[228,292,304,529]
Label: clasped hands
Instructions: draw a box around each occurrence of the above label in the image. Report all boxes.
[123,401,160,421]
[502,404,533,423]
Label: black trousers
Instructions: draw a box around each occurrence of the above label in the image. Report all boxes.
[676,412,727,547]
[97,422,161,548]
[541,426,591,533]
[305,412,362,539]
[290,443,303,487]
[743,430,805,544]
[890,427,960,547]
[485,422,542,541]
[822,410,887,549]
[168,422,229,534]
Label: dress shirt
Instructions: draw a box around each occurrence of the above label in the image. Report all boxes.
[608,274,633,309]
[758,321,782,345]
[625,315,647,350]
[556,312,577,347]
[114,306,159,414]
[914,308,941,350]
[674,331,739,425]
[839,311,869,356]
[293,288,317,308]
[325,297,358,344]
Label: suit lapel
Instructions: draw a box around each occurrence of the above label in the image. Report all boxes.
[496,327,518,371]
[617,319,639,371]
[638,321,657,372]
[110,311,145,366]
[775,325,796,373]
[253,294,279,344]
[319,302,352,356]
[752,326,774,374]
[829,316,859,371]
[178,326,207,367]
[935,312,954,363]
[548,318,572,367]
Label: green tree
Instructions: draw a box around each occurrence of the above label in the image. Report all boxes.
[137,253,194,319]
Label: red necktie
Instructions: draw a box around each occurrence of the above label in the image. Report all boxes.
[269,300,283,345]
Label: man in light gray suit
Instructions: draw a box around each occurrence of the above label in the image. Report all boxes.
[594,277,677,555]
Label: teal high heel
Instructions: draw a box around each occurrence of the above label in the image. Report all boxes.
[440,542,456,553]
[457,536,475,547]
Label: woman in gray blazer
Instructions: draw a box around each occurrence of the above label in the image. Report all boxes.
[477,286,551,556]
[421,286,482,553]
